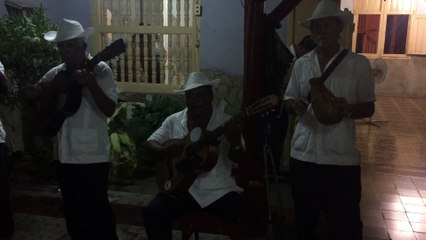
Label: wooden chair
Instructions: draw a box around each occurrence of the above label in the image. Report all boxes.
[180,210,241,240]
[180,167,244,240]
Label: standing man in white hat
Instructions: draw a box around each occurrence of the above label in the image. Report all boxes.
[284,1,375,239]
[23,19,118,239]
[143,72,245,240]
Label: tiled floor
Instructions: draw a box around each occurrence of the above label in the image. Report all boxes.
[357,96,426,240]
[4,95,426,240]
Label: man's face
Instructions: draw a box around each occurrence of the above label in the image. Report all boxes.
[185,86,213,118]
[310,17,343,49]
[57,38,86,68]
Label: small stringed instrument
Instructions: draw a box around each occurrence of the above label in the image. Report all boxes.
[26,38,126,137]
[156,94,280,194]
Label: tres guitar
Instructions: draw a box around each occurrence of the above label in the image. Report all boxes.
[27,38,126,137]
[156,94,280,194]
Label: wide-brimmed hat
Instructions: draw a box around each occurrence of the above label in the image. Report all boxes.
[300,0,353,28]
[44,18,94,42]
[174,72,220,93]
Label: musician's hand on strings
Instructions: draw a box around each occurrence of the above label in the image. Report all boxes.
[332,97,352,118]
[287,99,308,115]
[73,69,97,88]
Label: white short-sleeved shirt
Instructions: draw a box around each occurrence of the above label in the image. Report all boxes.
[148,105,243,208]
[0,61,6,144]
[284,49,375,166]
[39,59,118,164]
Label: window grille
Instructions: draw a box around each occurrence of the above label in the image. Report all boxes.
[90,0,201,93]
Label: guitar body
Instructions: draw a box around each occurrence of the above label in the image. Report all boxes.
[28,71,84,137]
[25,38,126,137]
[156,138,219,194]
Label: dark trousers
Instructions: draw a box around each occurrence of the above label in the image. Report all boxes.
[290,158,362,240]
[143,191,244,240]
[0,143,13,235]
[265,110,288,172]
[59,163,118,240]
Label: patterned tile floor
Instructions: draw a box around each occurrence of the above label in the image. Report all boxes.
[4,95,426,240]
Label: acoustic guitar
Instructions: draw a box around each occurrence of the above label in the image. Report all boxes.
[156,94,280,194]
[26,38,126,137]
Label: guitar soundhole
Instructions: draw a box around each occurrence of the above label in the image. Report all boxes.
[190,127,202,142]
[164,180,172,191]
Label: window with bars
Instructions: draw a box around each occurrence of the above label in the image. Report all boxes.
[90,0,201,94]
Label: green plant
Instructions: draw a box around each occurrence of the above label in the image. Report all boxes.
[0,6,61,183]
[108,95,185,185]
[0,6,60,108]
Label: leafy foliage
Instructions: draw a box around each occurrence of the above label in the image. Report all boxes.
[0,6,60,108]
[0,7,60,183]
[108,95,185,185]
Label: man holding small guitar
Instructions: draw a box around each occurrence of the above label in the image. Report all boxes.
[22,19,119,240]
[144,72,247,240]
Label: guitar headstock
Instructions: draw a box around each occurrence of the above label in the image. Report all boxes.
[245,94,280,117]
[98,38,126,61]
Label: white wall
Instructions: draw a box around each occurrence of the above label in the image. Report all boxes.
[200,0,245,76]
[200,0,289,76]
[341,0,353,11]
[0,0,7,17]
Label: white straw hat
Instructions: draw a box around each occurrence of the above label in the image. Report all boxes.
[44,18,94,42]
[174,72,220,93]
[300,0,353,28]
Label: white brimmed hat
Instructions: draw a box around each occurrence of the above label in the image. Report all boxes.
[44,19,94,42]
[174,72,220,93]
[300,0,353,28]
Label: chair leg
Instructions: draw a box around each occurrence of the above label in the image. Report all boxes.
[181,224,191,240]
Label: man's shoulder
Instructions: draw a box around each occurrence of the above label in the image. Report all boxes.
[166,108,187,121]
[345,51,370,65]
[92,61,112,73]
[96,61,111,68]
[42,63,65,79]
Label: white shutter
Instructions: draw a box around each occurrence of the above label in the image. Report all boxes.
[407,0,426,55]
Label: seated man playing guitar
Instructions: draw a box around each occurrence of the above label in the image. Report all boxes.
[144,72,246,240]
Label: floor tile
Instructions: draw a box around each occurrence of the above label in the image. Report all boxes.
[411,222,426,233]
[380,202,405,212]
[400,196,424,206]
[387,229,416,240]
[384,219,412,231]
[382,210,408,221]
[397,188,420,197]
[407,212,426,223]
[363,226,389,239]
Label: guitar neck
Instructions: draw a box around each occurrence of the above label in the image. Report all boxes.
[184,95,278,157]
[84,54,101,72]
[84,38,126,72]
